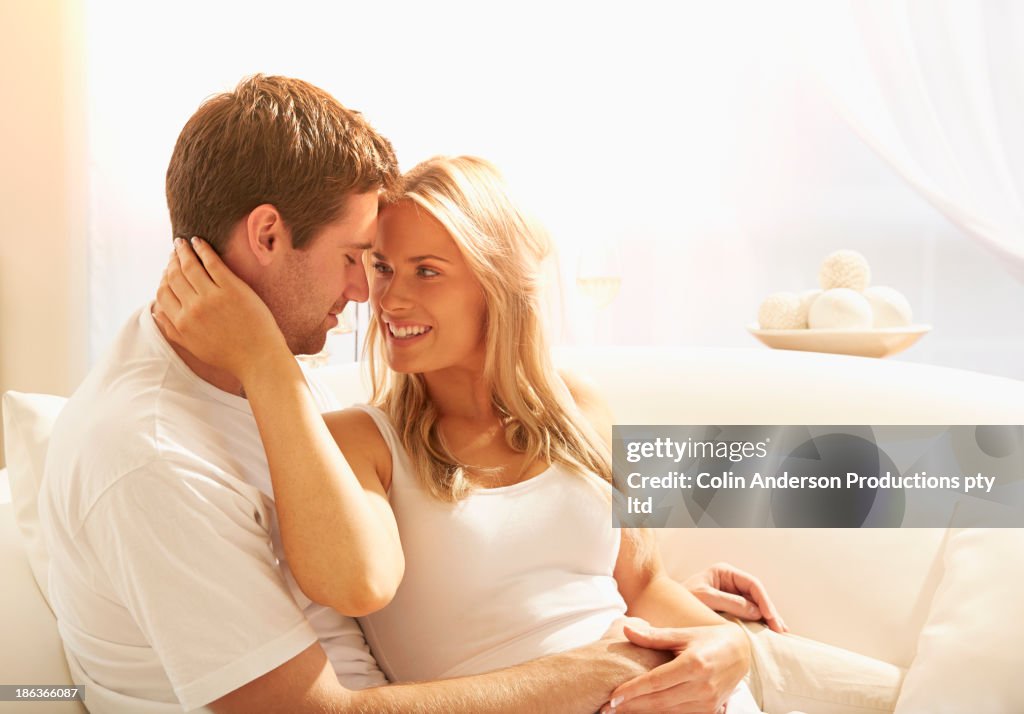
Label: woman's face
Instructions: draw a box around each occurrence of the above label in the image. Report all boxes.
[371,200,487,374]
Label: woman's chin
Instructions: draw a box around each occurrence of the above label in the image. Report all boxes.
[383,355,420,374]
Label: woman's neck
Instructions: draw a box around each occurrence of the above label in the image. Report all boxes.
[422,365,495,421]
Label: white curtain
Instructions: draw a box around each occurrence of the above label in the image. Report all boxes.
[805,0,1024,282]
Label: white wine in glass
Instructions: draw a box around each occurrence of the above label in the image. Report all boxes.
[296,349,331,369]
[576,240,623,309]
[575,276,622,309]
[329,302,358,335]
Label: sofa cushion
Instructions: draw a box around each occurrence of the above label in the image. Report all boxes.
[1,391,68,602]
[894,526,1024,713]
[656,528,946,669]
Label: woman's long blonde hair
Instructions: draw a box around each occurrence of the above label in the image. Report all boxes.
[365,156,612,502]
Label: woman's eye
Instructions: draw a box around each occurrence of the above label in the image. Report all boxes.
[417,266,440,278]
[372,261,393,274]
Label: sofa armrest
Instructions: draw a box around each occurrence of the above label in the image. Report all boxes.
[0,503,84,710]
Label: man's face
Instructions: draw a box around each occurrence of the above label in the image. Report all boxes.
[261,191,377,355]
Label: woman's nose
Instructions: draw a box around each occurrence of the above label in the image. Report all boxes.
[376,275,412,312]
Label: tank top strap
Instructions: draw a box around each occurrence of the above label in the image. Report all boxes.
[349,404,417,490]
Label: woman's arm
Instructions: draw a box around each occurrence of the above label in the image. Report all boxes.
[607,512,749,713]
[561,369,751,712]
[614,530,727,629]
[562,369,786,623]
[156,237,403,616]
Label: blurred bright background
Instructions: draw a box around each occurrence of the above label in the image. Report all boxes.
[3,0,1024,461]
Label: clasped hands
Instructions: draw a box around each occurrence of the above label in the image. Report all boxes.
[602,562,787,714]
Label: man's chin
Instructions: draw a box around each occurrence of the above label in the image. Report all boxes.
[289,333,328,357]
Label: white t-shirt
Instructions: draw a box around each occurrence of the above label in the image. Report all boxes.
[39,308,386,713]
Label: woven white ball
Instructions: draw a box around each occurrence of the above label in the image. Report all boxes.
[819,250,871,291]
[797,289,822,328]
[758,292,804,329]
[864,286,912,327]
[808,288,872,329]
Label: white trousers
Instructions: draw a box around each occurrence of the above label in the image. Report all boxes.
[740,622,905,714]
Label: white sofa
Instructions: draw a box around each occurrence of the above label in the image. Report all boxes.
[3,346,1023,713]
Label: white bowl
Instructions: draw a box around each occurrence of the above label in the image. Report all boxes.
[747,324,931,358]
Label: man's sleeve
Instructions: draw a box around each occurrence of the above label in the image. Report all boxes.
[82,462,319,710]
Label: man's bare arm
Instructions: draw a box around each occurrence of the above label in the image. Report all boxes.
[211,638,669,714]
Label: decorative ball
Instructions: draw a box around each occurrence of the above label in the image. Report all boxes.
[758,292,804,329]
[864,286,912,327]
[819,250,871,291]
[808,288,872,329]
[797,289,822,328]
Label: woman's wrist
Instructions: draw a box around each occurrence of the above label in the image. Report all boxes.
[235,335,297,389]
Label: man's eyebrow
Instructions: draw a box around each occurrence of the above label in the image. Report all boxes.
[349,241,373,251]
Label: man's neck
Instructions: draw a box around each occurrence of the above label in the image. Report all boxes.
[153,308,246,397]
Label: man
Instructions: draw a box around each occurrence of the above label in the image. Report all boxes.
[40,74,769,713]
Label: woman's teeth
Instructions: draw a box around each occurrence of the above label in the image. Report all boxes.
[389,324,431,339]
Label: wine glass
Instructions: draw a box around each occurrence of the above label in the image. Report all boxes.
[329,302,358,336]
[576,240,622,309]
[576,240,622,343]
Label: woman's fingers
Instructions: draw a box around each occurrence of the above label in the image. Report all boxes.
[609,686,709,714]
[163,243,199,301]
[725,567,787,633]
[173,236,217,295]
[152,304,185,346]
[698,589,762,622]
[188,236,241,290]
[604,662,714,714]
[156,276,182,316]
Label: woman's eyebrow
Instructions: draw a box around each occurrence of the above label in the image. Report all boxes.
[406,254,451,263]
[370,252,452,263]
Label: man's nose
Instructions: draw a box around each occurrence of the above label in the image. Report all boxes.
[345,261,370,303]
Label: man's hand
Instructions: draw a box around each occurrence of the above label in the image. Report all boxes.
[602,622,749,714]
[685,562,788,633]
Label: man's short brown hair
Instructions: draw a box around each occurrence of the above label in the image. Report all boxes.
[166,74,399,252]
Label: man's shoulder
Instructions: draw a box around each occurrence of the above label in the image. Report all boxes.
[48,359,168,484]
[44,312,266,528]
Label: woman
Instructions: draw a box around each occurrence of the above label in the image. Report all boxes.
[156,156,768,713]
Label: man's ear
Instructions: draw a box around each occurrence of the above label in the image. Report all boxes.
[245,204,292,266]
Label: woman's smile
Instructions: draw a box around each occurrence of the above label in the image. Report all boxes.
[384,320,433,343]
[371,200,487,373]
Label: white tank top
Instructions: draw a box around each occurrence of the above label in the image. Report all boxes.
[355,404,627,682]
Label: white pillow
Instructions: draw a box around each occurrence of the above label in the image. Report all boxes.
[894,526,1024,713]
[1,391,68,603]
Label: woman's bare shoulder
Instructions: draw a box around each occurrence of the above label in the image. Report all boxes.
[558,369,613,443]
[325,405,382,429]
[324,407,393,477]
[558,369,610,415]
